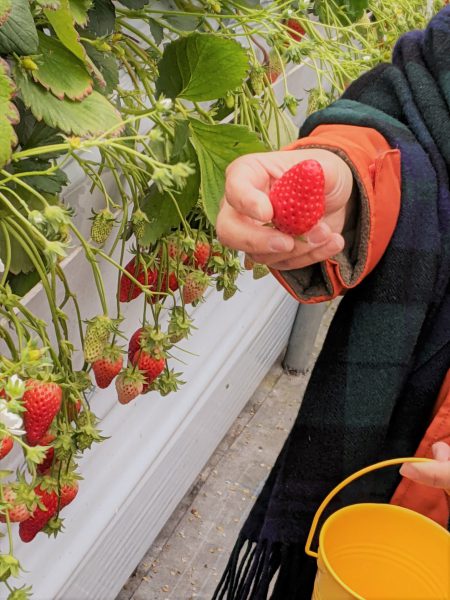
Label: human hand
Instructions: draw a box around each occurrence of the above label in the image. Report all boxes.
[216,148,354,271]
[399,442,450,493]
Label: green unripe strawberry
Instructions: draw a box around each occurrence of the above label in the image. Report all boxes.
[253,264,270,280]
[83,316,112,363]
[131,209,149,243]
[90,209,115,245]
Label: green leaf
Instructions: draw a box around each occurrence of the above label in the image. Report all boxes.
[13,159,68,194]
[8,269,41,297]
[0,58,19,168]
[149,18,163,45]
[156,33,249,101]
[0,0,11,27]
[0,226,34,275]
[15,99,64,159]
[314,0,368,23]
[33,32,93,100]
[85,0,115,37]
[164,12,201,32]
[0,0,38,55]
[190,119,266,225]
[68,0,93,25]
[140,143,200,244]
[44,0,86,62]
[15,67,124,137]
[84,44,119,95]
[118,0,148,7]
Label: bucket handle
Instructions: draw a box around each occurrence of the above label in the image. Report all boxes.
[305,457,432,558]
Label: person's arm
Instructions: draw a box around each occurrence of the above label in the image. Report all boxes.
[400,442,450,493]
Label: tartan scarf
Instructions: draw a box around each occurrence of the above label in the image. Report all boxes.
[213,7,450,600]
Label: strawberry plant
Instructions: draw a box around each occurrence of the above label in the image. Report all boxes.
[0,0,442,596]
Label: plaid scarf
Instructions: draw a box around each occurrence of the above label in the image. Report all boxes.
[213,7,450,600]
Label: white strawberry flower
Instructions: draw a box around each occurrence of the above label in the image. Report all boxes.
[0,400,25,436]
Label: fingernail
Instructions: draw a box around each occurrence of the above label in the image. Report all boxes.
[269,237,292,252]
[306,223,330,245]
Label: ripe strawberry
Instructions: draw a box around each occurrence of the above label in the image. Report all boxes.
[19,484,58,542]
[23,380,62,446]
[148,271,179,304]
[128,327,144,363]
[182,272,209,305]
[0,436,13,459]
[83,315,113,363]
[284,18,306,42]
[193,241,211,270]
[115,368,145,405]
[67,398,82,422]
[266,50,283,83]
[0,487,31,523]
[132,350,165,390]
[119,258,156,303]
[92,346,123,389]
[269,159,325,236]
[60,481,78,509]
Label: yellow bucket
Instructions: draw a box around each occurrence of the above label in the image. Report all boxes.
[305,458,450,599]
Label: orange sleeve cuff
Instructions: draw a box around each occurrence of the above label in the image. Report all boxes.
[273,124,402,304]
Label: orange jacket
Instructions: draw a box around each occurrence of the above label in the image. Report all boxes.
[276,124,450,527]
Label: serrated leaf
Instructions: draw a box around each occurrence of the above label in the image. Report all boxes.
[15,67,123,137]
[85,0,115,37]
[0,224,34,275]
[118,0,148,7]
[8,269,41,297]
[156,33,249,101]
[15,99,64,159]
[35,0,61,8]
[165,12,200,32]
[0,0,11,27]
[44,0,86,62]
[140,143,200,245]
[84,44,119,95]
[0,0,38,55]
[69,0,93,25]
[13,159,68,194]
[190,119,266,225]
[0,58,19,168]
[33,33,93,100]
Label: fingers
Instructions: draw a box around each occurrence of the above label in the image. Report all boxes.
[400,443,450,490]
[268,234,345,271]
[432,441,450,461]
[216,200,294,255]
[224,156,273,222]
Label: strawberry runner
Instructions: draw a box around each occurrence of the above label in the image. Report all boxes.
[213,7,450,600]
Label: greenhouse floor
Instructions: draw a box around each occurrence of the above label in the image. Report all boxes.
[116,308,332,600]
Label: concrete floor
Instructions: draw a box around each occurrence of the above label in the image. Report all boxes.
[117,307,334,600]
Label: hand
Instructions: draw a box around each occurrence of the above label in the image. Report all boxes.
[216,148,354,271]
[400,442,450,492]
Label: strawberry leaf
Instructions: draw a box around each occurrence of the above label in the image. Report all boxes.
[0,58,19,168]
[84,44,119,95]
[118,0,148,7]
[189,119,266,225]
[14,66,123,137]
[139,142,200,245]
[33,33,93,100]
[68,0,93,25]
[0,0,39,55]
[44,0,87,62]
[156,33,249,101]
[0,0,11,27]
[85,0,116,37]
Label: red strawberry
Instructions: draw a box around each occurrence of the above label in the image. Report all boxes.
[67,398,82,422]
[119,258,156,303]
[193,241,211,270]
[182,272,209,305]
[116,369,145,405]
[60,481,78,509]
[148,271,179,304]
[19,484,58,542]
[128,327,144,363]
[132,350,165,390]
[92,346,123,389]
[284,18,306,42]
[23,380,62,446]
[0,436,13,459]
[0,487,31,523]
[269,159,325,236]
